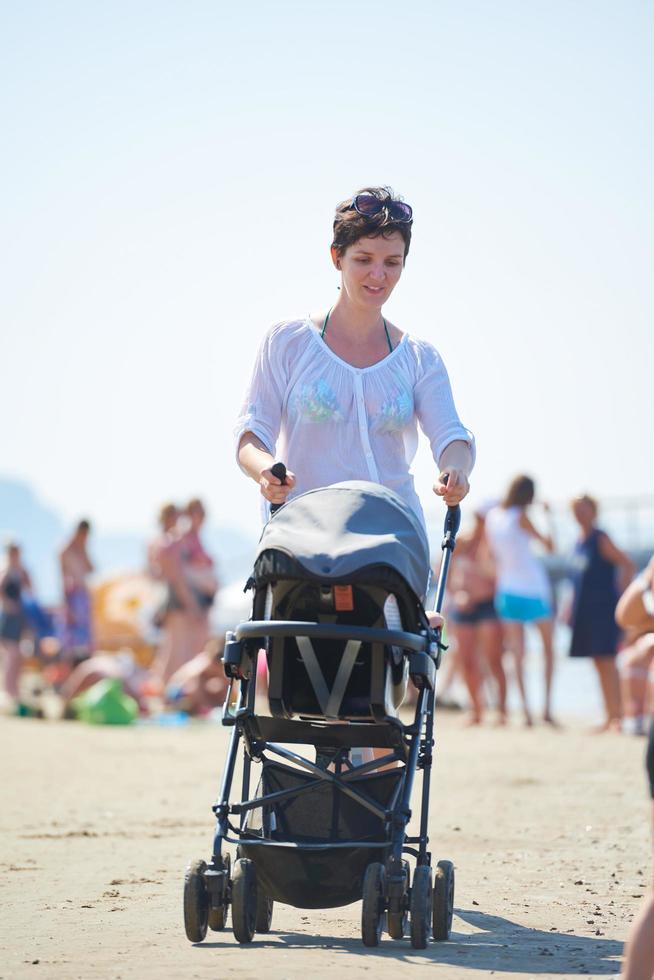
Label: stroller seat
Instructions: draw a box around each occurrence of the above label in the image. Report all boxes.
[245,481,434,726]
[266,579,409,721]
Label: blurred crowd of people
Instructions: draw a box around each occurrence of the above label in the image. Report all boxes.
[441,473,653,734]
[1,478,653,732]
[0,498,228,719]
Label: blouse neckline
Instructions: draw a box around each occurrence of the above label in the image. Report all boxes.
[303,317,408,375]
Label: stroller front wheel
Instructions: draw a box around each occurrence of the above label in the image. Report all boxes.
[410,865,433,949]
[183,858,209,943]
[208,853,230,931]
[361,862,386,947]
[232,858,257,944]
[387,859,410,940]
[432,859,455,940]
[255,890,274,933]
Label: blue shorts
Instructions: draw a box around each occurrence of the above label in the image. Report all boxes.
[495,593,552,623]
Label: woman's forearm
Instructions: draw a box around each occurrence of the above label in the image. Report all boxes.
[238,432,274,484]
[438,440,473,476]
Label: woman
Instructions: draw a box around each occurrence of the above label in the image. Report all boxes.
[616,555,654,735]
[448,507,507,726]
[485,475,555,726]
[568,494,634,732]
[618,557,654,980]
[236,188,474,763]
[149,503,205,685]
[59,519,94,662]
[178,498,218,664]
[236,186,474,524]
[0,542,33,708]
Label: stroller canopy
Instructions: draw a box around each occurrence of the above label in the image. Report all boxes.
[256,481,431,601]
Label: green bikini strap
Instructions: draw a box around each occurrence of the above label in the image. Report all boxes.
[383,318,393,353]
[321,309,393,353]
[320,308,332,339]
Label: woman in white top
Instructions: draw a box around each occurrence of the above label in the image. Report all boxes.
[236,186,474,529]
[485,475,555,726]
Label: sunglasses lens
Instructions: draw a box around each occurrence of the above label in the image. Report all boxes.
[354,194,383,216]
[388,201,413,222]
[354,195,413,222]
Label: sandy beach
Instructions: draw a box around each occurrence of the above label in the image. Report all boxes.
[1,711,651,980]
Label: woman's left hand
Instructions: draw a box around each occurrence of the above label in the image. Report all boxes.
[434,469,470,506]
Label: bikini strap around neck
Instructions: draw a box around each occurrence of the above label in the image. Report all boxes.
[321,308,393,353]
[383,318,393,353]
[320,308,332,339]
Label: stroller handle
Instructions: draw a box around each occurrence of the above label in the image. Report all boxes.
[439,473,461,550]
[235,619,429,653]
[430,477,462,628]
[443,504,461,549]
[270,462,287,515]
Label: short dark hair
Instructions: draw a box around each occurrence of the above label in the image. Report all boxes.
[502,475,535,509]
[77,519,91,533]
[331,186,412,261]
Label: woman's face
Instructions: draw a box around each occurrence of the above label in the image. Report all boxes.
[572,499,595,527]
[333,232,405,309]
[188,502,205,530]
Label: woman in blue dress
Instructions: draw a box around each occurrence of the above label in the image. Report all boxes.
[568,494,634,731]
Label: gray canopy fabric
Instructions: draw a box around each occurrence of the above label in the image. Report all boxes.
[256,481,431,601]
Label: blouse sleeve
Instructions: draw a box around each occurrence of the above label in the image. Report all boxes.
[412,340,476,469]
[234,323,289,467]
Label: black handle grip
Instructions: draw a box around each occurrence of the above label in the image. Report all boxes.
[439,472,461,550]
[444,504,461,541]
[269,462,287,515]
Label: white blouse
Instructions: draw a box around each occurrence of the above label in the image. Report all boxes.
[235,318,475,525]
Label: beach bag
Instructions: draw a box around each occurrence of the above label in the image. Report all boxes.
[72,678,138,725]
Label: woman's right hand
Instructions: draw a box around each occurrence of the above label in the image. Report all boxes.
[259,467,296,506]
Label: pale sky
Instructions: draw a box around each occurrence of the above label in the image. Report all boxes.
[2,0,653,539]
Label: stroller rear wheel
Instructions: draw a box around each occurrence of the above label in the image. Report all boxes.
[361,862,386,947]
[232,858,257,944]
[432,859,455,940]
[410,865,432,949]
[256,890,274,933]
[387,860,410,940]
[208,853,230,931]
[183,858,209,943]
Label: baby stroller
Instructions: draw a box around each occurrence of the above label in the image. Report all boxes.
[183,477,461,949]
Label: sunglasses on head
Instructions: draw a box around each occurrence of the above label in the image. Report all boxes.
[349,193,413,223]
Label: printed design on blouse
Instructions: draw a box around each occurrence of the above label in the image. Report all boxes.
[292,378,343,423]
[374,386,413,433]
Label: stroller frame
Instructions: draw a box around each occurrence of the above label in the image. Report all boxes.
[184,500,461,949]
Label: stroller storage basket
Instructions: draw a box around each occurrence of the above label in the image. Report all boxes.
[238,762,403,908]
